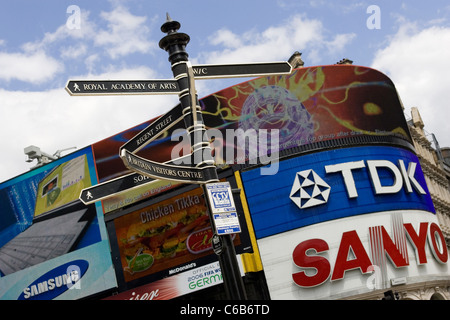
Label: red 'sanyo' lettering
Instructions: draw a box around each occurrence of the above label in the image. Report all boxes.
[292,222,448,287]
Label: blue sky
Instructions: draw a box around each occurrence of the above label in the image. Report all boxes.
[1,0,450,181]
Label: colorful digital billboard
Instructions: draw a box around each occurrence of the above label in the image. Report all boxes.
[0,64,433,300]
[241,146,434,239]
[0,147,117,300]
[112,185,245,284]
[91,65,412,184]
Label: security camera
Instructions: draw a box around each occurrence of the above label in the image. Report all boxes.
[24,145,42,162]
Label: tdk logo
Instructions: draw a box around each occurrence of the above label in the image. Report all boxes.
[290,169,331,209]
[290,159,426,209]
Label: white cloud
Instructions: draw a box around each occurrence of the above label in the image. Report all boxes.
[60,44,88,60]
[371,23,450,147]
[1,6,157,85]
[209,28,243,49]
[78,65,159,80]
[0,51,63,83]
[95,6,155,59]
[0,85,178,182]
[197,14,355,65]
[22,10,96,53]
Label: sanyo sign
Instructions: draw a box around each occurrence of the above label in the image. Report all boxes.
[255,210,449,300]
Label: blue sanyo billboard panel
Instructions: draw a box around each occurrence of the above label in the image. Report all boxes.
[241,146,435,239]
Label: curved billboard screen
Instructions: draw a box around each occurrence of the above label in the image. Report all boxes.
[241,146,434,239]
[92,65,412,183]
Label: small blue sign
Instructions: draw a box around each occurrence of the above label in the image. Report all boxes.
[206,182,237,214]
[213,212,241,235]
[206,182,241,234]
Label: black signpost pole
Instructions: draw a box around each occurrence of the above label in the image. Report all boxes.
[159,14,247,300]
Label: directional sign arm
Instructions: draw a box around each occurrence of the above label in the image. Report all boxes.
[191,61,293,79]
[79,152,196,204]
[121,149,217,184]
[80,172,152,205]
[119,103,184,154]
[66,79,180,96]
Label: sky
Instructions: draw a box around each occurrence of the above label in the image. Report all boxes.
[1,0,450,182]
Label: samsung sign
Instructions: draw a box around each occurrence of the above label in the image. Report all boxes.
[18,260,88,300]
[241,146,435,239]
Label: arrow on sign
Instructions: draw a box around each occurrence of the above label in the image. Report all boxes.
[119,103,184,154]
[79,152,195,204]
[65,79,180,95]
[121,149,217,184]
[191,61,292,79]
[80,172,155,205]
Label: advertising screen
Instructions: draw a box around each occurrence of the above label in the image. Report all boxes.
[241,146,435,239]
[0,147,117,300]
[113,186,244,284]
[257,210,448,300]
[92,65,412,184]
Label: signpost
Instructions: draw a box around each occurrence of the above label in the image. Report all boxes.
[67,13,293,300]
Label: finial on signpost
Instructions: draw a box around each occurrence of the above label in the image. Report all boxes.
[160,12,180,34]
[159,14,190,63]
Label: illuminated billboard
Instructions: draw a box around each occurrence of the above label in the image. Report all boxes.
[113,186,230,283]
[92,65,412,184]
[0,64,429,300]
[241,146,434,239]
[239,146,448,299]
[0,147,116,300]
[108,184,251,299]
[258,210,448,299]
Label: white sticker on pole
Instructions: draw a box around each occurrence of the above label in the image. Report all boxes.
[205,182,237,214]
[213,212,241,235]
[205,182,241,234]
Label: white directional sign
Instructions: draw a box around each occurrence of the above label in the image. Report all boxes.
[205,182,237,214]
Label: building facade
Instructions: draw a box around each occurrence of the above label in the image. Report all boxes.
[408,107,450,247]
[397,107,450,300]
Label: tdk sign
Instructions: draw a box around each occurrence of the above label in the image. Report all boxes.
[290,159,426,210]
[240,146,435,239]
[290,169,331,209]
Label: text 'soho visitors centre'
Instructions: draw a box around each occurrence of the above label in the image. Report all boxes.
[0,62,448,300]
